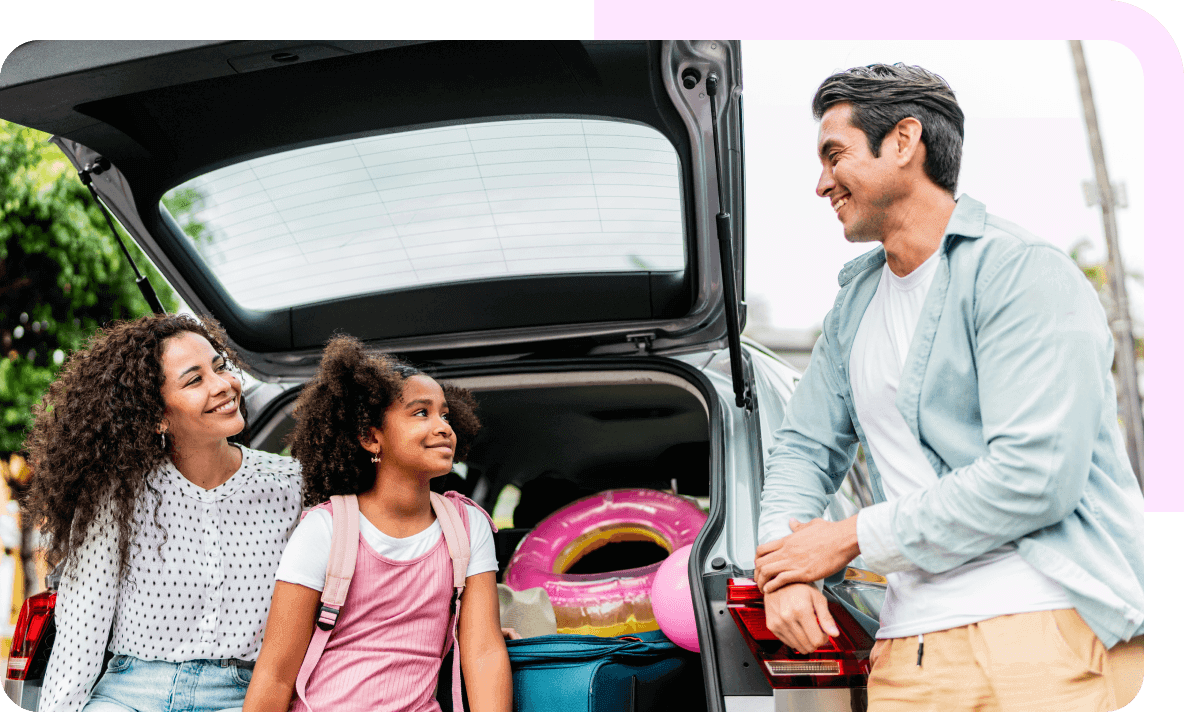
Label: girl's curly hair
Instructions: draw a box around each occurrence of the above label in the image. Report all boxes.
[22,314,248,584]
[290,335,480,508]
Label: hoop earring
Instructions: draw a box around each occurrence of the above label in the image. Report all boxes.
[160,431,168,450]
[371,450,381,464]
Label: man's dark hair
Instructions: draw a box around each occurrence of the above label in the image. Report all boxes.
[812,63,965,194]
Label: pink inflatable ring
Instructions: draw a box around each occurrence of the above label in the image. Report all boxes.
[503,488,706,637]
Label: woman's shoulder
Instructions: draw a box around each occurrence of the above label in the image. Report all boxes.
[239,447,302,482]
[227,448,303,506]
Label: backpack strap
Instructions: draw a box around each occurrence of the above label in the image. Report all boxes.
[430,491,473,712]
[431,491,471,591]
[443,491,497,534]
[295,494,360,710]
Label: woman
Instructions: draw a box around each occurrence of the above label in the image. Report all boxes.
[23,314,302,712]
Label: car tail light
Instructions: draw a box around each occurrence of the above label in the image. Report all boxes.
[727,578,873,688]
[7,590,56,681]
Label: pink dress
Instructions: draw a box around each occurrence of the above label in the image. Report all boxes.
[292,497,475,712]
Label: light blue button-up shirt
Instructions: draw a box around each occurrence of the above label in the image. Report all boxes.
[758,195,1144,648]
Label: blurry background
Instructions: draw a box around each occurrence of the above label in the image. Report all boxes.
[0,121,180,657]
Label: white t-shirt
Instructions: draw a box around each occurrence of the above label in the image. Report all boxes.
[276,504,497,591]
[851,251,1071,638]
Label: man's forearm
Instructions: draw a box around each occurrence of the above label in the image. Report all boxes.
[758,460,840,546]
[759,316,861,547]
[754,515,860,592]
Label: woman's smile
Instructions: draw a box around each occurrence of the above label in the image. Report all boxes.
[207,397,238,415]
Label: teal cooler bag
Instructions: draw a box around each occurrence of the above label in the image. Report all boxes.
[505,630,703,712]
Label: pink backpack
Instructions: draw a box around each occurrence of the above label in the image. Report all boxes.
[294,492,472,711]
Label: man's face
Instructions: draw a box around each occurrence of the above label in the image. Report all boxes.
[815,103,904,243]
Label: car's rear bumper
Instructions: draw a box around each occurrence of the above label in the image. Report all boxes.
[4,676,41,711]
[723,689,870,712]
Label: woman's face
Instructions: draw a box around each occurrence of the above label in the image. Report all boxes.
[159,331,244,449]
[367,374,456,479]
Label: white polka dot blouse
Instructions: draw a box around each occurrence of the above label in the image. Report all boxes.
[39,447,302,712]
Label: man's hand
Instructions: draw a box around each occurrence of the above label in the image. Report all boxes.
[754,516,860,594]
[763,582,840,653]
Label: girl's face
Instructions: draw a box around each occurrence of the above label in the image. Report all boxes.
[368,374,457,479]
[159,331,245,448]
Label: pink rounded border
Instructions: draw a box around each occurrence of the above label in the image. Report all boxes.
[594,0,1179,512]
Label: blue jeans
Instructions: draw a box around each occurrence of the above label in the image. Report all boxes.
[83,655,252,712]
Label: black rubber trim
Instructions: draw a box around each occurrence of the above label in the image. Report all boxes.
[686,366,727,712]
[287,272,676,350]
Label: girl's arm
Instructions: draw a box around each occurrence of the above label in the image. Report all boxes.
[243,581,321,712]
[458,571,512,712]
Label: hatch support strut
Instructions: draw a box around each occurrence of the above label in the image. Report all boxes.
[77,157,166,315]
[706,73,752,411]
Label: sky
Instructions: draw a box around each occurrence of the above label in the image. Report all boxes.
[742,39,1145,331]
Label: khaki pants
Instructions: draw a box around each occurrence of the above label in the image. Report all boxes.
[867,609,1143,711]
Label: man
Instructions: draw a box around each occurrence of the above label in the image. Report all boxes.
[755,64,1144,711]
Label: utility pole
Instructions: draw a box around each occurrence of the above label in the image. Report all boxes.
[1069,40,1144,489]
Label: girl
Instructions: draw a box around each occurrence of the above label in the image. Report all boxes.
[244,336,510,712]
[24,314,303,712]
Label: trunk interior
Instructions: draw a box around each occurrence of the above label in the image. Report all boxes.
[252,368,712,580]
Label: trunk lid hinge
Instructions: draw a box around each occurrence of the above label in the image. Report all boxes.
[706,72,753,411]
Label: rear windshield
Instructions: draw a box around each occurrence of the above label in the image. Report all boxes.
[161,118,685,311]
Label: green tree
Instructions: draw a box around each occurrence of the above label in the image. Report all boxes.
[1,119,178,455]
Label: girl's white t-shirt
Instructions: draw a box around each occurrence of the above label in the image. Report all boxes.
[275,503,498,591]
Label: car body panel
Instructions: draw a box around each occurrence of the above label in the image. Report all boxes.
[3,678,39,711]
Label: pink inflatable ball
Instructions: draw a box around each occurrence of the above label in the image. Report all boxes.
[651,544,699,652]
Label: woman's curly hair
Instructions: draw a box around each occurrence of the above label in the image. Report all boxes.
[22,314,248,584]
[290,335,480,508]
